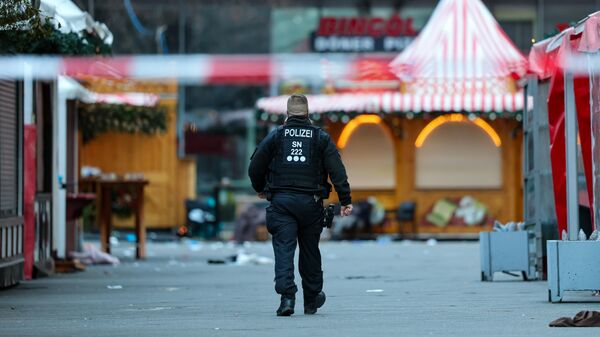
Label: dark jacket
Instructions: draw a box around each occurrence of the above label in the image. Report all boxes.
[248,116,352,206]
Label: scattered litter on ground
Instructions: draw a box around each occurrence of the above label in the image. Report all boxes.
[376,235,393,245]
[426,238,438,246]
[125,234,137,242]
[366,289,384,293]
[208,257,233,264]
[185,239,202,252]
[122,248,135,257]
[124,306,173,312]
[235,252,273,265]
[207,252,273,265]
[106,285,123,290]
[109,236,119,246]
[550,311,600,327]
[69,244,120,265]
[164,287,180,292]
[345,275,382,280]
[209,242,225,250]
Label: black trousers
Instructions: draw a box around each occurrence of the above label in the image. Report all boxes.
[266,192,323,300]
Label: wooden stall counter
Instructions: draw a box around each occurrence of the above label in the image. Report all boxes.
[81,177,149,259]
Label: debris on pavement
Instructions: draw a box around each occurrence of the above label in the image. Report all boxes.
[69,244,120,265]
[345,275,381,280]
[207,252,274,265]
[426,238,438,246]
[366,289,384,293]
[549,311,600,327]
[376,235,392,245]
[106,285,123,290]
[235,252,273,265]
[185,239,203,252]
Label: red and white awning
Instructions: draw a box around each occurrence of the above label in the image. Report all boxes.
[257,91,526,114]
[390,0,527,86]
[89,92,159,106]
[58,76,159,107]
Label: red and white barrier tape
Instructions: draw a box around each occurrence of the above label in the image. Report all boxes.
[0,54,370,84]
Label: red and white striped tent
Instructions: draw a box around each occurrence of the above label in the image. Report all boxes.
[257,0,528,115]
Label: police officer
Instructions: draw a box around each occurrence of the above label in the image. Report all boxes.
[248,94,353,316]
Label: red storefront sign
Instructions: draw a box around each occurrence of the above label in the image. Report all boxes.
[311,15,418,53]
[316,15,418,37]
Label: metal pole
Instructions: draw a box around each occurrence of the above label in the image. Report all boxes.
[564,71,579,240]
[176,0,186,158]
[87,0,94,18]
[536,0,545,40]
[245,110,257,187]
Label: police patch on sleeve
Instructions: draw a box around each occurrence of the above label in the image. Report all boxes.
[282,127,312,166]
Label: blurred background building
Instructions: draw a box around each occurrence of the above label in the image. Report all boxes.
[71,0,598,171]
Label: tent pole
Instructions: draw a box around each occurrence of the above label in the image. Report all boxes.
[564,70,579,240]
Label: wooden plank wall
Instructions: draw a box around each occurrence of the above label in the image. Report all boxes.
[325,117,523,234]
[78,81,196,229]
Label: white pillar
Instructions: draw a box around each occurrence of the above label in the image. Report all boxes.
[23,64,33,125]
[52,77,68,258]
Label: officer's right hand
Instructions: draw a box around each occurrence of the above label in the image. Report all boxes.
[341,204,353,217]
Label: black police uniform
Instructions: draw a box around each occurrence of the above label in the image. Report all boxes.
[248,116,352,302]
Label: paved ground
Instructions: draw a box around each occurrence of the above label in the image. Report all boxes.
[1,240,600,337]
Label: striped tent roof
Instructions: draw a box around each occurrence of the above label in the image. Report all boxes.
[389,0,527,86]
[257,0,528,115]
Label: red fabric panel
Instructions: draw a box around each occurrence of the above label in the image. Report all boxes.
[528,39,558,79]
[547,69,567,235]
[574,75,595,230]
[23,125,37,280]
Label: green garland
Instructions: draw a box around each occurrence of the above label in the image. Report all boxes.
[256,110,523,126]
[0,0,111,55]
[79,103,168,143]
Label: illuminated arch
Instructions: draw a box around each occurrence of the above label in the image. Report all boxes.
[337,114,393,149]
[414,114,502,148]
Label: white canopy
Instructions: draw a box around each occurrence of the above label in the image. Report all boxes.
[40,0,113,45]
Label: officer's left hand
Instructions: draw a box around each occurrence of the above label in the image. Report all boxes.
[341,204,353,217]
[258,192,266,199]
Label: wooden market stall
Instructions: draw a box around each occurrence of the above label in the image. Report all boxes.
[257,0,528,238]
[77,79,196,230]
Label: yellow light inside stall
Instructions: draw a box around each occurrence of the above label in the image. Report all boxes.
[337,114,383,149]
[414,113,501,148]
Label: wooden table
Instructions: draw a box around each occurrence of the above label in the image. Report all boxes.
[83,178,149,259]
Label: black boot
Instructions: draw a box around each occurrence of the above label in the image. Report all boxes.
[304,291,326,315]
[276,297,295,316]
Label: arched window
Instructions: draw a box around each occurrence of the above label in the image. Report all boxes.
[415,118,502,189]
[340,117,396,189]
